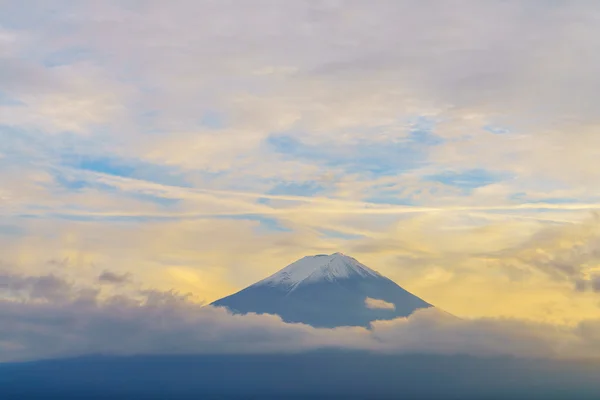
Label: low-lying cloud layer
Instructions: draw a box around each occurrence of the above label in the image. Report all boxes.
[1,272,600,363]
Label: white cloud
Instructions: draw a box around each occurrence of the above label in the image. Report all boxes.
[365,297,395,310]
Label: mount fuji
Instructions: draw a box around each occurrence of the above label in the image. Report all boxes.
[211,252,432,328]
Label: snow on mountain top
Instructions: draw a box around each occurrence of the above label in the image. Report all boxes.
[254,252,382,290]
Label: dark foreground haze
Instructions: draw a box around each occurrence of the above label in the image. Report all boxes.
[1,352,600,400]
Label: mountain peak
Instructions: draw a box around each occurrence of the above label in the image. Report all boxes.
[254,252,382,291]
[211,253,432,328]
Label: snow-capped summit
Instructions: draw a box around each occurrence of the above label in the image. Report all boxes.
[211,253,432,328]
[254,252,381,290]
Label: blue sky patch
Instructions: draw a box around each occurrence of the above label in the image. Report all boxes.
[54,174,91,190]
[0,224,25,236]
[267,129,443,177]
[268,181,325,197]
[52,167,181,207]
[408,128,444,146]
[318,229,364,240]
[509,192,580,204]
[131,193,180,207]
[363,194,414,206]
[483,125,511,135]
[200,110,226,130]
[75,157,135,177]
[43,47,90,67]
[256,197,271,205]
[62,155,191,187]
[0,92,24,106]
[425,168,507,189]
[44,214,166,223]
[117,192,179,208]
[216,214,291,232]
[407,116,444,146]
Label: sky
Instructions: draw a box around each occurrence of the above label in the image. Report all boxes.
[2,0,600,362]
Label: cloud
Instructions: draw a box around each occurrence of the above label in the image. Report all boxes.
[0,272,72,303]
[488,213,600,284]
[2,1,600,332]
[593,276,600,292]
[576,274,600,293]
[98,270,131,285]
[365,297,395,310]
[0,286,370,362]
[1,272,600,363]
